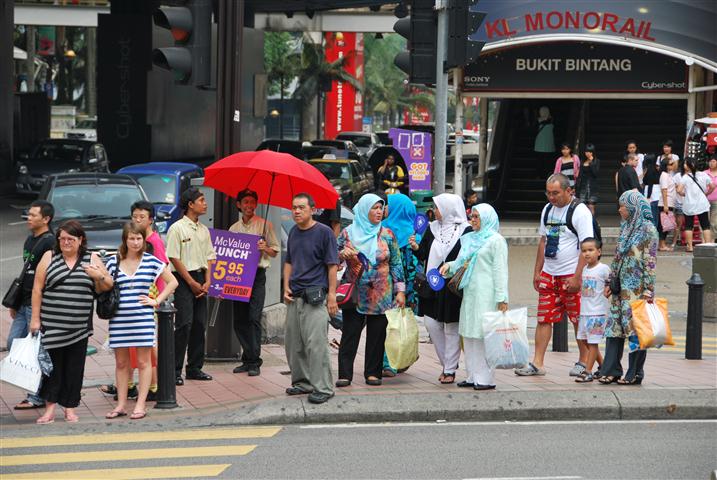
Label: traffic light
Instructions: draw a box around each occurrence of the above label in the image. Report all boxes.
[393,0,437,85]
[446,0,486,69]
[152,0,212,87]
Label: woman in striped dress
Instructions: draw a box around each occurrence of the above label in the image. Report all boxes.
[105,223,177,420]
[30,220,114,424]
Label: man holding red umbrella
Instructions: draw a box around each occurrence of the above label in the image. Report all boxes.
[229,189,280,377]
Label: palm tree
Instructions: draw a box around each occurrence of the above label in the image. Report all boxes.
[363,34,434,129]
[293,35,363,140]
[264,32,300,139]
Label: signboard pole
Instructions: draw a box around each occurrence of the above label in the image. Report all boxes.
[433,0,449,194]
[453,68,464,195]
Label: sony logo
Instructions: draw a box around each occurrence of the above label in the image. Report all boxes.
[464,76,491,83]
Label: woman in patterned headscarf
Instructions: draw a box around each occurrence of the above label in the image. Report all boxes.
[599,191,658,385]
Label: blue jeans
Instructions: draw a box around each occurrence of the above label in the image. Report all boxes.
[7,305,45,405]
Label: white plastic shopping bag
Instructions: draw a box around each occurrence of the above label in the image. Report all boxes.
[483,307,530,369]
[0,332,43,393]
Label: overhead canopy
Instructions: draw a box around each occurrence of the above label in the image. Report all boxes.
[469,0,717,73]
[245,1,390,13]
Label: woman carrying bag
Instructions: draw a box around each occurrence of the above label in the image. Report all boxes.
[382,193,421,376]
[336,194,406,387]
[439,204,508,390]
[410,193,471,384]
[599,191,658,385]
[30,220,113,424]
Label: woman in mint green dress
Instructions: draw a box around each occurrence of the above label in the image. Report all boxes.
[440,204,509,390]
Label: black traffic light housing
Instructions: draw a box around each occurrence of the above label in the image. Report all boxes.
[446,0,486,69]
[152,0,212,87]
[393,0,437,85]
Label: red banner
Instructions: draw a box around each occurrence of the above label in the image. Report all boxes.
[324,32,364,139]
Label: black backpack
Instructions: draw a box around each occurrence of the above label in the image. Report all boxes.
[542,199,602,246]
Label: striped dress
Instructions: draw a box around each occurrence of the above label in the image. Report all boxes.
[41,252,94,350]
[106,253,164,348]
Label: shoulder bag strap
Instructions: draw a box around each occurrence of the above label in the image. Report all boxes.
[44,254,84,293]
[17,232,54,281]
[687,173,706,195]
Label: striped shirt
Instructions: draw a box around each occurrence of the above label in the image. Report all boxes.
[106,253,164,348]
[41,252,94,350]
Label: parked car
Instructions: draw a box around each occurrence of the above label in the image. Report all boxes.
[311,139,369,169]
[336,131,382,158]
[375,131,391,146]
[256,139,304,160]
[15,139,109,195]
[308,157,373,208]
[117,162,204,233]
[35,173,148,254]
[65,117,97,140]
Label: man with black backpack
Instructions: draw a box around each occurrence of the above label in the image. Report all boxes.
[7,200,55,410]
[515,174,595,378]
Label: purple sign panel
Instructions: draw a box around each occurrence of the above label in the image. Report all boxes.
[208,229,262,302]
[389,128,433,192]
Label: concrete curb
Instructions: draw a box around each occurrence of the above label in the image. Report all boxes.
[2,389,714,434]
[217,389,717,426]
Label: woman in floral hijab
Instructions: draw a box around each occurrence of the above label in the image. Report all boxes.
[599,191,658,385]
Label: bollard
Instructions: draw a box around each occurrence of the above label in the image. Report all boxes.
[685,273,704,360]
[552,312,569,352]
[155,300,178,409]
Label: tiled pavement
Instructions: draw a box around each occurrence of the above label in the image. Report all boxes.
[1,309,715,427]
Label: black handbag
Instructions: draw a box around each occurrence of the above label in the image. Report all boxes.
[414,270,435,299]
[610,260,624,296]
[96,256,121,319]
[2,234,54,310]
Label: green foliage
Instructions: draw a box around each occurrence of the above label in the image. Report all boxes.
[264,31,299,97]
[364,33,434,123]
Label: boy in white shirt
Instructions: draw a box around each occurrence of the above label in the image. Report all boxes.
[575,238,611,383]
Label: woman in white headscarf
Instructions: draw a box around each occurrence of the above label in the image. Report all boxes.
[409,193,471,384]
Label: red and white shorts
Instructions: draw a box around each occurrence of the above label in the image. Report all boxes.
[537,272,581,324]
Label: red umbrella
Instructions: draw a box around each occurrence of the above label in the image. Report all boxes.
[203,150,339,210]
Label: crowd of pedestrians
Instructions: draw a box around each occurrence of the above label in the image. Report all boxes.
[6,143,716,419]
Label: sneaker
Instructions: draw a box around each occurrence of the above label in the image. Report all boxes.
[514,363,546,376]
[233,364,249,374]
[146,390,157,402]
[307,392,334,404]
[248,366,261,377]
[569,362,586,377]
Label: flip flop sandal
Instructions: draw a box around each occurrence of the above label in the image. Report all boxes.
[105,410,128,419]
[64,414,80,423]
[36,417,54,425]
[598,375,619,384]
[14,399,44,410]
[130,411,147,420]
[440,373,455,384]
[575,372,594,383]
[100,384,117,395]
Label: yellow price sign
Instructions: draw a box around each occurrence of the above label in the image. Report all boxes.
[212,260,244,281]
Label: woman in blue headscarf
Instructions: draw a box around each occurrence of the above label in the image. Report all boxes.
[599,191,658,385]
[440,204,509,390]
[336,193,406,387]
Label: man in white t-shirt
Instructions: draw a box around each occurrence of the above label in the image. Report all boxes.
[515,173,594,377]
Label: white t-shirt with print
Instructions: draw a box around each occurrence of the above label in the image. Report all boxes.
[677,171,711,216]
[580,263,611,316]
[538,202,595,276]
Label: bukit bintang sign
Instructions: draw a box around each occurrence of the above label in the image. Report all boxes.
[463,42,688,93]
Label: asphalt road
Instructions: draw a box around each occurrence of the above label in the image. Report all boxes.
[1,420,715,479]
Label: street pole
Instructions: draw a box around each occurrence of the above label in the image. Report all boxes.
[433,0,449,195]
[155,301,178,409]
[453,67,463,195]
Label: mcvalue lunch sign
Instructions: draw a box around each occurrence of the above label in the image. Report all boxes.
[463,42,687,93]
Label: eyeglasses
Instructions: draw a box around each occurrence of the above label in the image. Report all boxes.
[59,237,79,243]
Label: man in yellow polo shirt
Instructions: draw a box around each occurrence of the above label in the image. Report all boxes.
[229,189,279,376]
[166,188,216,385]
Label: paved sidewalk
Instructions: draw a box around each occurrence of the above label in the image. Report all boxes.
[1,307,715,428]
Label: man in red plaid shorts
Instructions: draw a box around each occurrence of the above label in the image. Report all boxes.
[515,174,594,376]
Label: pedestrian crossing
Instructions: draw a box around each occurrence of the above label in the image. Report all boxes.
[0,426,281,479]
